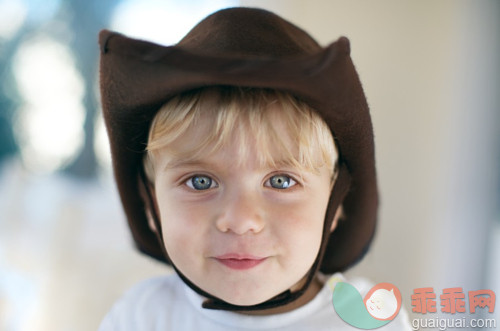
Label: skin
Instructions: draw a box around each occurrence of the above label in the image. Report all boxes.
[150,107,336,314]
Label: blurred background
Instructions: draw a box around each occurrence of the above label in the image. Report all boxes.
[0,0,499,330]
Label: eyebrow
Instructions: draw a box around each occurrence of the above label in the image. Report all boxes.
[163,158,219,171]
[162,156,312,174]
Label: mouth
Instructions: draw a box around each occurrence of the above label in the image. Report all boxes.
[214,254,267,270]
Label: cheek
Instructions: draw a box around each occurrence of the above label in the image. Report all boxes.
[155,191,211,256]
[278,211,323,246]
[269,200,326,264]
[282,191,329,232]
[275,185,331,265]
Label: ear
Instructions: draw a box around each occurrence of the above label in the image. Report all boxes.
[330,205,343,232]
[146,208,157,233]
[145,182,161,234]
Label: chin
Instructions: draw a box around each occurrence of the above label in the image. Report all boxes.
[217,290,273,307]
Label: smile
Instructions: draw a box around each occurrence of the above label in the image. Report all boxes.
[214,254,267,270]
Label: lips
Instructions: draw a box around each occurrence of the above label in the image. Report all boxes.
[214,254,267,270]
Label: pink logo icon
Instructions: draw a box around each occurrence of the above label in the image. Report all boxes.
[364,283,402,321]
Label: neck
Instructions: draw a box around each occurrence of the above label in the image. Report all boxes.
[236,275,323,316]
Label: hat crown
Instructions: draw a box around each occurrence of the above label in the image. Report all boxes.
[177,7,321,57]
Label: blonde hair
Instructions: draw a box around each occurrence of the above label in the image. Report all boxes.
[143,87,337,182]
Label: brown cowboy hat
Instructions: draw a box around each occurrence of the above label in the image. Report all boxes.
[99,7,378,310]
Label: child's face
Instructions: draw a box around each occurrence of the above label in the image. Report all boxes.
[151,106,333,307]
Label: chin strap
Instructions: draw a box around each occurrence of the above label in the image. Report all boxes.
[139,163,350,311]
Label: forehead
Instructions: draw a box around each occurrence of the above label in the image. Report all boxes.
[146,87,337,177]
[154,104,297,169]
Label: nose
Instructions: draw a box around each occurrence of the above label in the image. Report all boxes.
[215,190,265,235]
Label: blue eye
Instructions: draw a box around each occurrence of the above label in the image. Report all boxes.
[186,175,216,190]
[268,175,296,189]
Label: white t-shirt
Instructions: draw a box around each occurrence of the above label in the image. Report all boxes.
[98,273,411,330]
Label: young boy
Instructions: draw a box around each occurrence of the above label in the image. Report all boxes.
[98,7,410,330]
